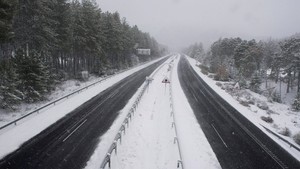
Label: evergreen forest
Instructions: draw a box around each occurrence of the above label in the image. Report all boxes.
[0,0,166,109]
[184,35,300,109]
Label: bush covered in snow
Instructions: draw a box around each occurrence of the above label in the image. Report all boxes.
[221,82,237,93]
[215,82,222,87]
[198,64,210,75]
[257,101,269,110]
[75,81,81,86]
[214,65,229,81]
[235,90,252,100]
[234,90,255,107]
[278,127,291,137]
[261,116,273,123]
[293,132,300,145]
[238,78,248,89]
[238,99,251,107]
[267,109,279,115]
[270,91,282,103]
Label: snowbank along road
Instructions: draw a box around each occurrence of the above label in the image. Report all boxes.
[0,57,168,169]
[178,55,300,169]
[107,57,180,169]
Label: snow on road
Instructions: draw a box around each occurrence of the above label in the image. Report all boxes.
[0,56,166,159]
[0,54,222,169]
[109,59,179,169]
[87,54,221,169]
[85,56,176,169]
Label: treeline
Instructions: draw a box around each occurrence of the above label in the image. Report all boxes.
[184,34,300,101]
[182,42,205,62]
[0,0,165,109]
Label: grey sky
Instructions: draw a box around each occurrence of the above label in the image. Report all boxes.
[97,0,300,51]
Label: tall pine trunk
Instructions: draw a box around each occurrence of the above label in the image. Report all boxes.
[287,71,291,93]
[298,71,300,92]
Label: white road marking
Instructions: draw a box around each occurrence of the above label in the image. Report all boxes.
[63,119,87,142]
[211,124,228,148]
[192,93,199,102]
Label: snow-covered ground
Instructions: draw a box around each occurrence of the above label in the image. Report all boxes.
[3,52,297,168]
[85,56,176,169]
[0,76,105,127]
[0,56,166,159]
[86,54,221,169]
[186,55,300,161]
[109,58,179,169]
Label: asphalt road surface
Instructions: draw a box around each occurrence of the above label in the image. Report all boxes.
[178,55,300,169]
[0,58,167,169]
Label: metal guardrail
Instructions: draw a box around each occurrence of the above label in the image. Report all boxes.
[260,124,300,152]
[99,56,172,169]
[169,58,185,169]
[0,77,107,131]
[99,83,148,169]
[0,58,163,131]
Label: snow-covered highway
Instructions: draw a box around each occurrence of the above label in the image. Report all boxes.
[0,57,168,169]
[178,55,300,169]
[97,54,221,169]
[0,54,300,169]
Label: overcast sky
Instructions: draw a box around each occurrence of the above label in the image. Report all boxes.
[96,0,300,51]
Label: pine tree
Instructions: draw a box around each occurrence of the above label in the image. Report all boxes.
[210,37,242,77]
[102,12,124,68]
[292,92,300,111]
[81,0,104,72]
[234,39,262,78]
[0,60,23,109]
[69,0,85,76]
[53,0,72,71]
[0,0,17,63]
[270,90,281,103]
[280,37,300,92]
[0,0,17,42]
[131,25,144,48]
[55,0,72,51]
[13,0,57,54]
[15,49,50,103]
[120,18,135,68]
[250,73,262,93]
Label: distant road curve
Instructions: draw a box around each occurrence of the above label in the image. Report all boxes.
[178,55,300,169]
[0,57,168,169]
